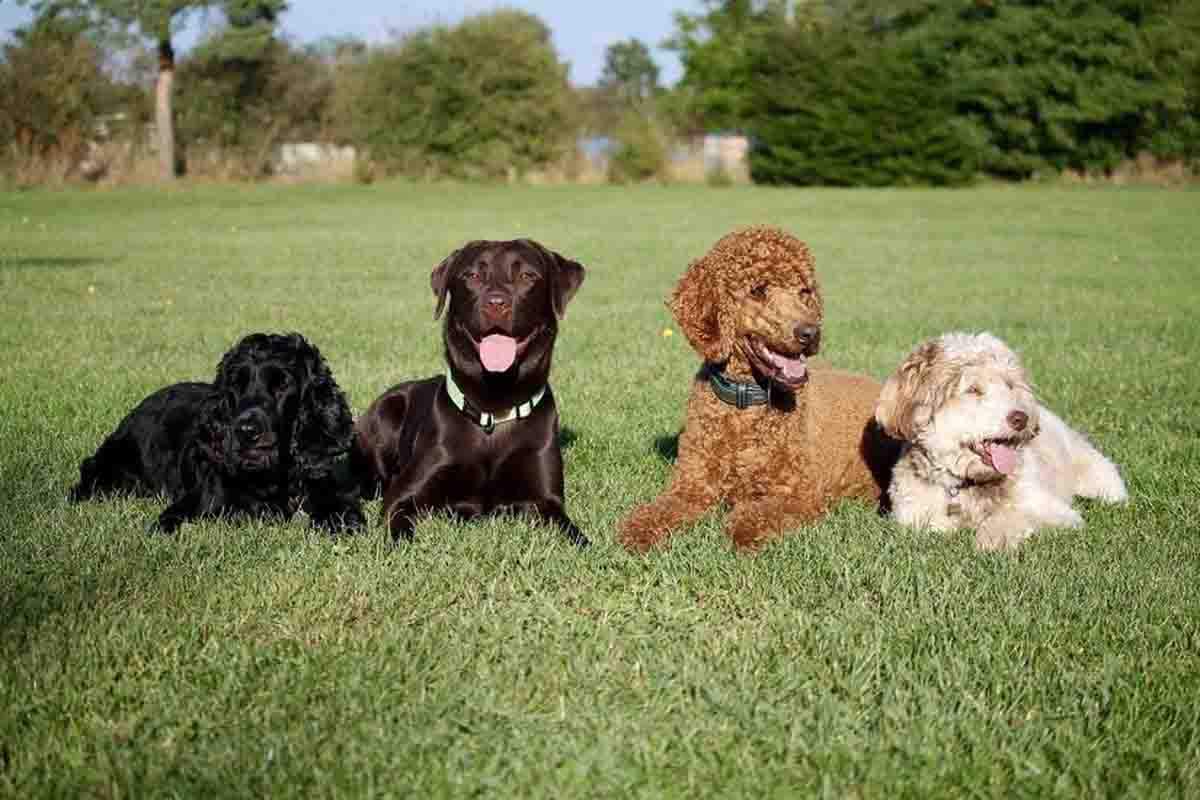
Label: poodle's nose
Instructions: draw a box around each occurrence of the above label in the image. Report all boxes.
[794,324,820,350]
[1007,410,1029,431]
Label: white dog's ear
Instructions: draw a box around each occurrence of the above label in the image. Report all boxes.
[876,339,943,440]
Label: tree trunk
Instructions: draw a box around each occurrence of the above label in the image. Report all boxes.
[156,38,176,181]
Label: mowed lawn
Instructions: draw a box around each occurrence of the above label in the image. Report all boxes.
[1,182,1198,797]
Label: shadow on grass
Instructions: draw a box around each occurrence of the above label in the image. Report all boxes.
[654,433,679,463]
[1,256,114,271]
[559,426,578,450]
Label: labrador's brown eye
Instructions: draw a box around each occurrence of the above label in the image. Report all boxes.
[520,270,539,283]
[967,384,984,397]
[798,286,813,297]
[750,283,768,300]
[462,269,480,281]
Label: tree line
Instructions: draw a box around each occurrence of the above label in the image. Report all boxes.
[2,0,1198,186]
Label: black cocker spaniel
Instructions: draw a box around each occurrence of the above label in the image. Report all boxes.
[70,332,364,533]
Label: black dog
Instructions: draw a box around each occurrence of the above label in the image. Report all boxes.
[354,239,587,545]
[70,332,364,533]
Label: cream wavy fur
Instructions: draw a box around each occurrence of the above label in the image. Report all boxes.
[875,332,1128,550]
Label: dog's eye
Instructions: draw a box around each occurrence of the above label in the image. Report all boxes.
[967,384,984,397]
[462,268,481,281]
[798,287,813,297]
[750,283,768,300]
[520,270,539,283]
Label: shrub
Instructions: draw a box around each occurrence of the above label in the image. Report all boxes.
[175,32,333,177]
[747,28,980,187]
[0,15,116,182]
[608,112,670,183]
[339,9,576,180]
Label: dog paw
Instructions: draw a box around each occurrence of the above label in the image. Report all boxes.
[725,508,776,551]
[617,514,666,553]
[974,528,1027,552]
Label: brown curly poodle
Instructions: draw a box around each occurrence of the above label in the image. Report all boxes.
[619,226,899,551]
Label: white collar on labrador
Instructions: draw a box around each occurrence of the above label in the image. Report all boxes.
[443,369,547,434]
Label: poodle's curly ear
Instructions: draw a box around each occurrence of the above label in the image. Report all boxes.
[875,339,945,441]
[669,256,733,363]
[432,241,487,320]
[523,240,585,319]
[291,345,354,478]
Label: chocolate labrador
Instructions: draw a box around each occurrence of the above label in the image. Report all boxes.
[354,239,587,545]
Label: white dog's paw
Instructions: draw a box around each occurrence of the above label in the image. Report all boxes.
[1077,458,1129,504]
[975,522,1033,552]
[1046,504,1085,529]
[1090,475,1129,504]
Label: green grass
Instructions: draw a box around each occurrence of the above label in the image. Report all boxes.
[2,182,1198,797]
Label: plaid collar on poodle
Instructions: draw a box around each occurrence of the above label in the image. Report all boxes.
[444,369,547,434]
[708,368,770,409]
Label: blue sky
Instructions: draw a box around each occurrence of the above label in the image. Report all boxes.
[0,1,696,86]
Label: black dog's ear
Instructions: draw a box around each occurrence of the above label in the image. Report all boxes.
[291,343,354,479]
[524,240,585,319]
[194,389,231,465]
[431,241,487,320]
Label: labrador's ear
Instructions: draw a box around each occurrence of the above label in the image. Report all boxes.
[875,339,947,441]
[523,240,586,319]
[431,241,486,319]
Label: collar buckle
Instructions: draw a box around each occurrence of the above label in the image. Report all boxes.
[443,370,546,433]
[709,367,769,409]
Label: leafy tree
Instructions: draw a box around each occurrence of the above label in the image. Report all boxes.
[664,0,789,130]
[599,38,659,105]
[17,0,286,180]
[690,0,1199,184]
[747,24,981,186]
[175,18,328,175]
[342,9,575,180]
[905,0,1199,177]
[0,11,113,176]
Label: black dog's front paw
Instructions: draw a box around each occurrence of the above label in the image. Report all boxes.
[313,505,367,535]
[148,513,182,535]
[559,519,589,548]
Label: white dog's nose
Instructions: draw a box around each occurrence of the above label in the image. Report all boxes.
[1007,410,1029,431]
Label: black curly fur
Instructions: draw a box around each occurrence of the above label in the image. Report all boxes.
[69,332,364,534]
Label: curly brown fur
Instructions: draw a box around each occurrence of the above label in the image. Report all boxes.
[70,332,364,534]
[619,226,899,552]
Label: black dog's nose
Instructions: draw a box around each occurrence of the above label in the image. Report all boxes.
[1007,410,1028,431]
[794,324,820,348]
[236,421,261,442]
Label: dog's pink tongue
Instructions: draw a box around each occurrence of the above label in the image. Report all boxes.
[479,334,517,372]
[987,443,1018,475]
[769,352,807,380]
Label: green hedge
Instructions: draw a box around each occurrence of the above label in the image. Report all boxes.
[694,0,1200,185]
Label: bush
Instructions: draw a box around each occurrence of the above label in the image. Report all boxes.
[608,112,670,183]
[175,31,333,177]
[0,15,117,182]
[747,28,980,187]
[673,0,1200,185]
[338,9,576,180]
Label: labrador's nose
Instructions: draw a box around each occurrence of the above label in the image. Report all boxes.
[483,291,512,320]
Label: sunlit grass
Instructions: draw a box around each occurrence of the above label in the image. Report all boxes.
[1,182,1198,796]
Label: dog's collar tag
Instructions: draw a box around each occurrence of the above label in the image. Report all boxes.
[443,370,547,434]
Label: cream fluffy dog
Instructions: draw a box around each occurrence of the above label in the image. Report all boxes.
[875,332,1127,550]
